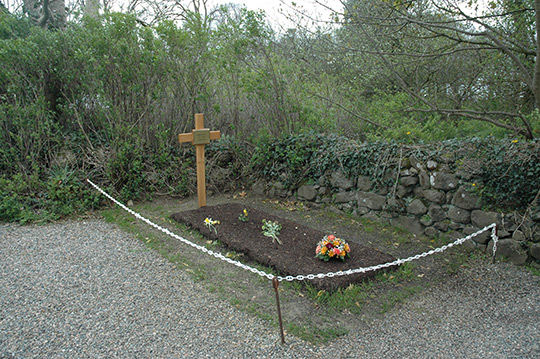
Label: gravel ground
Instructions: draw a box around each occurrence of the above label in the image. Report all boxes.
[1,219,539,358]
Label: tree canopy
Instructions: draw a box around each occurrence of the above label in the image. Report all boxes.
[2,0,539,142]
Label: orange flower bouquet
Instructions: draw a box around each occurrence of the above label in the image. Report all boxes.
[315,235,350,262]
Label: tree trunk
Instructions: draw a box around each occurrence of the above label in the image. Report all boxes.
[23,0,66,29]
[84,0,100,18]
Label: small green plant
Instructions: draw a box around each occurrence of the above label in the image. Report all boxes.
[238,208,249,222]
[204,217,220,234]
[261,219,282,244]
[525,264,540,277]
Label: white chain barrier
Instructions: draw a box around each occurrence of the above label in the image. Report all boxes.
[87,179,275,280]
[87,179,499,283]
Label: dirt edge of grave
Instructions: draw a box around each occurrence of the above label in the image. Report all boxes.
[99,193,494,343]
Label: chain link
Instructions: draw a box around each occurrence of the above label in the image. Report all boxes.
[87,179,498,284]
[87,179,276,280]
[274,223,498,282]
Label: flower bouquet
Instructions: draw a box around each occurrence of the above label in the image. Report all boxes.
[315,235,350,262]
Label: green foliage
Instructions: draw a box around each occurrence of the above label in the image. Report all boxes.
[0,169,101,223]
[251,133,321,187]
[0,11,32,39]
[261,219,282,244]
[306,281,374,314]
[107,141,147,201]
[474,139,540,209]
[252,133,540,210]
[1,6,539,223]
[286,322,349,343]
[251,132,403,190]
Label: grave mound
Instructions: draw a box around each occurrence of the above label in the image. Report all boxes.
[171,203,396,291]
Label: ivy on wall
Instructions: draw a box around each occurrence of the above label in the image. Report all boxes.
[251,134,540,211]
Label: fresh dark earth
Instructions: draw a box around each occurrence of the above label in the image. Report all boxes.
[171,203,396,291]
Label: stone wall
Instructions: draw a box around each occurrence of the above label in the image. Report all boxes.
[251,157,540,267]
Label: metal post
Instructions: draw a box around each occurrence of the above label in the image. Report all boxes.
[272,277,285,344]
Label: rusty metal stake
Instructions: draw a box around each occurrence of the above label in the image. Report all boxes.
[272,277,285,344]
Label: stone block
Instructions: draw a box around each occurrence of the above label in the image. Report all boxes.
[420,216,433,227]
[424,226,439,238]
[419,170,430,189]
[463,239,487,252]
[449,223,464,231]
[423,189,446,204]
[297,185,317,201]
[413,187,424,197]
[396,185,409,198]
[251,181,265,196]
[512,230,526,242]
[428,204,446,222]
[426,160,438,170]
[430,172,459,191]
[434,221,449,232]
[335,191,354,203]
[330,170,353,190]
[407,199,428,215]
[530,243,540,260]
[455,170,472,180]
[357,176,371,191]
[409,156,424,171]
[356,206,370,216]
[456,169,472,181]
[487,238,528,265]
[463,226,491,244]
[401,176,419,187]
[386,197,404,212]
[451,187,481,210]
[447,206,471,224]
[502,215,519,232]
[392,216,424,236]
[356,191,386,210]
[471,210,501,228]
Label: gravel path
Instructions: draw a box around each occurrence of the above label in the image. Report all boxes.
[1,219,539,358]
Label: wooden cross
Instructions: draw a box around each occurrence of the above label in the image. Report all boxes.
[178,113,221,208]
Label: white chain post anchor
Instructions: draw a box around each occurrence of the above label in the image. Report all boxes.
[491,224,499,263]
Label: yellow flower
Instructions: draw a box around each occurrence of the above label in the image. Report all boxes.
[512,140,518,143]
[321,247,327,254]
[407,131,411,135]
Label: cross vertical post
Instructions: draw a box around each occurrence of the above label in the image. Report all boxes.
[178,113,221,208]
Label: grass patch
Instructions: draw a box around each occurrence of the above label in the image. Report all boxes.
[525,264,540,276]
[96,197,483,344]
[380,286,423,314]
[305,281,374,314]
[286,322,349,343]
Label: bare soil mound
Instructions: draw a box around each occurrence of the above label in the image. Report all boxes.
[171,203,396,290]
